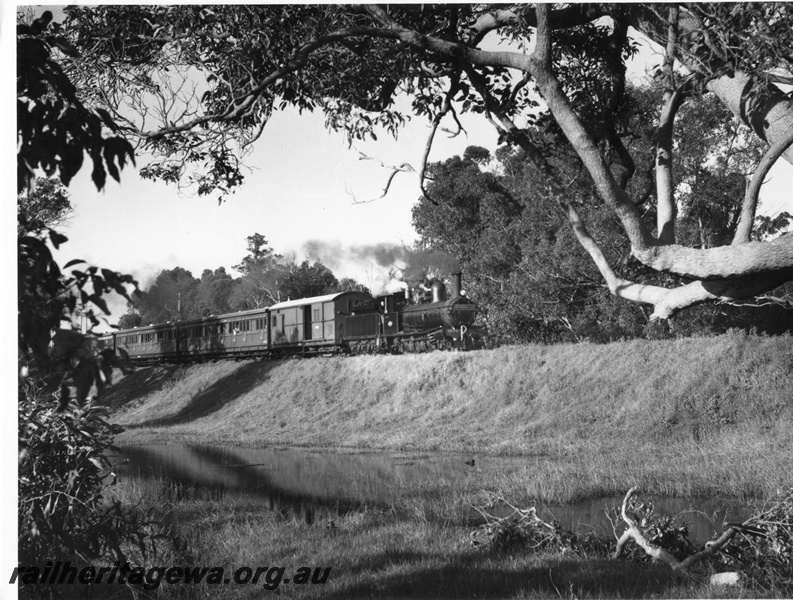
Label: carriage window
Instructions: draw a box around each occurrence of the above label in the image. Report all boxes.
[313,309,321,321]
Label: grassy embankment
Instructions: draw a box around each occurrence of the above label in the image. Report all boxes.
[109,330,792,501]
[75,332,793,600]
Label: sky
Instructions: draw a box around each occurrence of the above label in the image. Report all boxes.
[7,3,793,329]
[57,100,499,304]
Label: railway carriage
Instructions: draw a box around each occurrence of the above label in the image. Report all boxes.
[269,291,374,354]
[101,271,487,364]
[114,322,178,362]
[178,308,270,360]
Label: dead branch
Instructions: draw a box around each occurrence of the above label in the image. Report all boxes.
[613,487,751,575]
[613,487,684,568]
[347,149,417,204]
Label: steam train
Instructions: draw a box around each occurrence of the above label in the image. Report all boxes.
[99,272,487,364]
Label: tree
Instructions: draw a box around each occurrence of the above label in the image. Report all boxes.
[281,260,339,300]
[196,267,234,316]
[415,146,648,343]
[117,306,142,330]
[230,233,288,308]
[17,10,150,570]
[18,177,73,237]
[233,233,282,276]
[57,4,793,319]
[335,277,371,294]
[135,267,200,325]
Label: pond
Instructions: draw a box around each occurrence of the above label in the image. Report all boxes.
[113,444,751,544]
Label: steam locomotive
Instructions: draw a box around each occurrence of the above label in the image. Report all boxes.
[99,272,487,364]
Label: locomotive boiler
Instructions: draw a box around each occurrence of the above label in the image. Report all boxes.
[400,272,478,331]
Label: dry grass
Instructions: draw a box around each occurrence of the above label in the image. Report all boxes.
[108,332,793,499]
[81,476,787,600]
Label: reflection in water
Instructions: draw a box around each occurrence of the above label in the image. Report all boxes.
[115,444,475,524]
[114,444,750,543]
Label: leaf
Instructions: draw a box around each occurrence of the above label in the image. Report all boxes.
[95,108,118,130]
[49,230,69,249]
[88,294,110,315]
[64,259,86,268]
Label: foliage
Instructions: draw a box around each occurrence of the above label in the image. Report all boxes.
[469,487,792,595]
[415,138,793,342]
[18,223,138,391]
[117,308,143,331]
[469,493,610,556]
[18,177,72,237]
[126,234,362,326]
[414,145,635,343]
[612,488,793,594]
[17,9,149,573]
[196,267,234,316]
[682,4,793,81]
[719,487,793,594]
[18,388,157,565]
[281,260,339,300]
[230,233,289,309]
[609,497,695,563]
[60,5,411,200]
[673,94,766,248]
[17,10,134,192]
[51,3,793,318]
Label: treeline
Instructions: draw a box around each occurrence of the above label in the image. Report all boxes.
[412,94,793,344]
[118,234,367,329]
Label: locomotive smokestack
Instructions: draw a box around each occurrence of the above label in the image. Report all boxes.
[451,272,462,297]
[431,281,446,303]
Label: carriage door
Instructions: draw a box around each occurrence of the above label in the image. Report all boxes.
[303,306,312,340]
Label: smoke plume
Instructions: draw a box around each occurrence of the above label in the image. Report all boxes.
[300,240,460,290]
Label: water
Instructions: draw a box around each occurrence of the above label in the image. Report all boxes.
[113,444,752,542]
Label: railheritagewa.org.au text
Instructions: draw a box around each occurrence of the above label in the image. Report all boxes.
[11,561,331,591]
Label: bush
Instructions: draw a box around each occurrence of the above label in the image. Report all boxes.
[18,384,156,565]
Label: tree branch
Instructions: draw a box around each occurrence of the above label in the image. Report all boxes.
[655,7,684,245]
[613,487,750,576]
[348,150,417,205]
[462,4,608,47]
[528,5,655,252]
[417,78,462,205]
[733,125,793,244]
